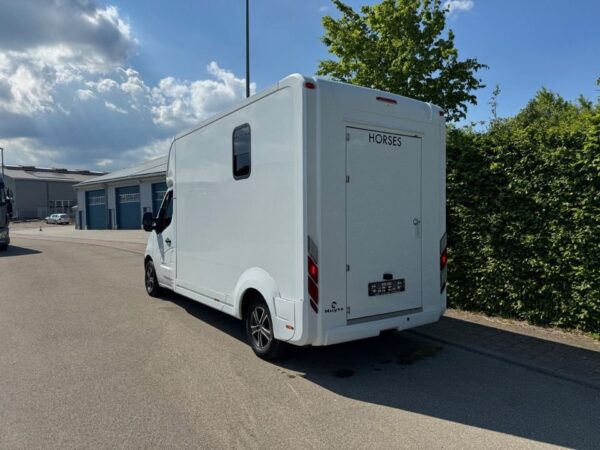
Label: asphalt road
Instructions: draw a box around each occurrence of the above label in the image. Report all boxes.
[1,237,599,449]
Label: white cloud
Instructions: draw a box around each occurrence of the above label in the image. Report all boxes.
[319,5,329,13]
[0,1,251,171]
[77,89,95,101]
[151,62,255,128]
[96,78,120,92]
[104,101,127,114]
[444,0,474,14]
[96,158,114,168]
[0,1,135,64]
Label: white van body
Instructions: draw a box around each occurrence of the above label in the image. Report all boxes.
[144,74,447,349]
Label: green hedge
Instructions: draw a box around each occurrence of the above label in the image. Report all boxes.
[447,90,600,334]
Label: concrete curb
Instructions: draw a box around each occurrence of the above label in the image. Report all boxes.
[410,330,600,393]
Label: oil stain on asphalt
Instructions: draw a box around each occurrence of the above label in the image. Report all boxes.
[331,336,442,378]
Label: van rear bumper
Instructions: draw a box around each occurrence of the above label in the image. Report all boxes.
[317,307,443,346]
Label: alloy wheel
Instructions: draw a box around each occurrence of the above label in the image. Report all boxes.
[249,306,272,350]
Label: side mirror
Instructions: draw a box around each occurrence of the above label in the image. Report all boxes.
[142,212,155,232]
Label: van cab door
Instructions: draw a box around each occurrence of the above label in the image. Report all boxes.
[155,190,175,287]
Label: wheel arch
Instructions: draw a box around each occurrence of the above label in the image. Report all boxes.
[232,268,295,342]
[232,267,279,320]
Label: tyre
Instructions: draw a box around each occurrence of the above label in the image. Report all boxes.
[245,298,282,360]
[0,244,7,251]
[144,260,161,297]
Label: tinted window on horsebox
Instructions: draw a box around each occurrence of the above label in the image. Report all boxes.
[232,124,251,179]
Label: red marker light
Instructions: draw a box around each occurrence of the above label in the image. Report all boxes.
[308,256,318,284]
[304,82,316,89]
[440,248,448,269]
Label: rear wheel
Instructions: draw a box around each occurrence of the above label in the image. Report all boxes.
[0,244,7,252]
[144,260,161,297]
[245,298,282,360]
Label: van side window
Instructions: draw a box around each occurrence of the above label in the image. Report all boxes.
[158,190,173,230]
[232,124,251,179]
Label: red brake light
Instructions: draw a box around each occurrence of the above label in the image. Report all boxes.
[304,81,315,90]
[440,248,448,269]
[308,256,318,283]
[307,254,319,312]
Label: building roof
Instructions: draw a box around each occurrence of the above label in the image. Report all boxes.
[74,155,167,188]
[1,165,105,183]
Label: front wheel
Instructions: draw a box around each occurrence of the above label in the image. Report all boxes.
[245,299,282,360]
[144,260,161,297]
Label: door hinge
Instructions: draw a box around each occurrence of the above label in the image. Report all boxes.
[346,132,350,141]
[346,306,351,315]
[346,264,350,272]
[346,175,350,183]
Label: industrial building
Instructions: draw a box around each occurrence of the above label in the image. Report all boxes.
[1,165,104,219]
[74,156,167,230]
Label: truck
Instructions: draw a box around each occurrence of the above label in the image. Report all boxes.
[143,74,447,359]
[0,174,12,251]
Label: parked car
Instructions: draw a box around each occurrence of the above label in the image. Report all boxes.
[45,213,70,224]
[55,214,70,225]
[45,214,59,224]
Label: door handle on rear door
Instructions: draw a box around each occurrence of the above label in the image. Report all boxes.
[413,218,421,238]
[165,238,171,246]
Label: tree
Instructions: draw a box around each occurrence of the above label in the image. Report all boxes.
[318,0,487,121]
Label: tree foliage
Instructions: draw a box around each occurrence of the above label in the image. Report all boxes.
[318,0,487,121]
[447,90,600,333]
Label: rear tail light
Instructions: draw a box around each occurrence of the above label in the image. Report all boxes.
[440,248,448,270]
[307,238,319,313]
[308,278,319,304]
[440,232,447,292]
[308,256,318,284]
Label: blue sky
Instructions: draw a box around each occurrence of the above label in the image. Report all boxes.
[113,0,600,122]
[0,0,598,169]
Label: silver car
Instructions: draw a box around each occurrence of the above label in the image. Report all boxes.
[55,213,70,225]
[45,213,70,224]
[45,213,59,224]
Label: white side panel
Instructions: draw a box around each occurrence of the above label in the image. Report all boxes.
[175,86,304,305]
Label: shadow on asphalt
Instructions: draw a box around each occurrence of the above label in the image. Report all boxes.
[155,290,600,449]
[0,245,42,257]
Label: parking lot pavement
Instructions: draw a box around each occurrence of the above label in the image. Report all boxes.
[1,236,600,449]
[10,221,147,253]
[414,310,600,391]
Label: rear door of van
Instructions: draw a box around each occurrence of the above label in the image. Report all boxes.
[345,126,422,322]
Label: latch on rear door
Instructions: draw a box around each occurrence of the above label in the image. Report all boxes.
[413,218,421,238]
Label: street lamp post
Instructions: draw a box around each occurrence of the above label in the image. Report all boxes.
[246,0,250,98]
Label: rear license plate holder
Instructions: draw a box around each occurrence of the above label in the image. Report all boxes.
[368,279,405,297]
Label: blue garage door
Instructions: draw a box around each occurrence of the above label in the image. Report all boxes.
[152,182,167,215]
[86,189,107,229]
[116,185,141,229]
